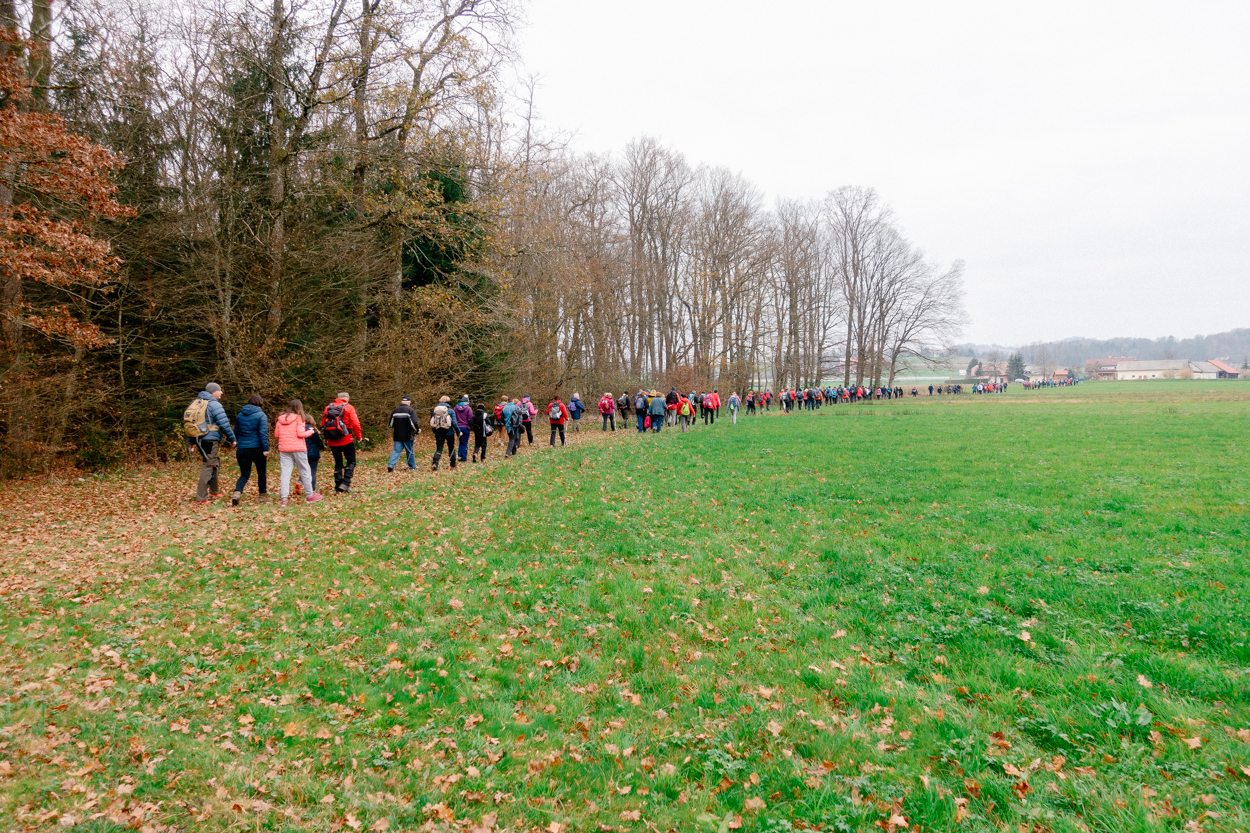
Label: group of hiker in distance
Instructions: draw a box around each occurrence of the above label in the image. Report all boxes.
[183,378,1014,507]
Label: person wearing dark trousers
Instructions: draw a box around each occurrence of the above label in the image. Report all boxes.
[429,395,460,470]
[546,396,570,446]
[232,393,269,505]
[520,396,536,444]
[322,391,362,493]
[470,404,490,461]
[187,382,236,503]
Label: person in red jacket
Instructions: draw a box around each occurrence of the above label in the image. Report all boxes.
[546,396,570,447]
[598,392,617,431]
[322,391,363,494]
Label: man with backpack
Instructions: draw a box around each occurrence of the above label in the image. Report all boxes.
[387,395,419,472]
[322,392,362,494]
[184,382,236,503]
[546,395,570,446]
[504,397,525,457]
[429,395,460,471]
[633,389,648,433]
[676,393,696,432]
[617,391,630,424]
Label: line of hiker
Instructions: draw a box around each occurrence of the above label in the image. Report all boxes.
[184,376,1013,506]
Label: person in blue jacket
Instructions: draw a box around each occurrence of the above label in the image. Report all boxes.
[567,393,586,432]
[189,382,236,503]
[231,393,269,505]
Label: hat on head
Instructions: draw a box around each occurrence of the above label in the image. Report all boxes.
[337,392,350,401]
[461,394,469,402]
[401,396,411,403]
[205,382,222,393]
[439,395,450,403]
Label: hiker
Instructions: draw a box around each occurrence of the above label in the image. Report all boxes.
[505,398,525,456]
[546,395,570,446]
[647,390,667,432]
[470,403,491,462]
[429,395,460,470]
[185,382,236,503]
[231,393,269,506]
[617,391,630,423]
[676,392,696,432]
[304,415,324,494]
[520,396,537,444]
[274,400,322,506]
[631,389,647,432]
[568,393,586,432]
[598,392,617,431]
[321,392,362,494]
[728,392,740,424]
[388,395,419,472]
[454,395,473,462]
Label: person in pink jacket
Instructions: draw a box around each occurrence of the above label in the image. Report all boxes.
[274,400,323,506]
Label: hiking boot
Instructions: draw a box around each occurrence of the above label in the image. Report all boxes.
[231,491,241,506]
[306,493,323,503]
[281,498,289,507]
[387,467,393,473]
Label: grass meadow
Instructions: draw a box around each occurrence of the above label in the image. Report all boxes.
[2,380,1248,832]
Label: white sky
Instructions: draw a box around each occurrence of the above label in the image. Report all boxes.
[513,0,1250,346]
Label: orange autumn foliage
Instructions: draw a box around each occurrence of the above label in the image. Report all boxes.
[0,32,133,349]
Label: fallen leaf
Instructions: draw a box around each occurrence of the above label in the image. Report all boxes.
[1184,736,1202,750]
[619,809,641,821]
[1137,674,1153,689]
[743,796,766,812]
[766,720,782,737]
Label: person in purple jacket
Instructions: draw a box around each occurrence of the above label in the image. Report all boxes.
[454,394,474,463]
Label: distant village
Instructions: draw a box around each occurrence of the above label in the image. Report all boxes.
[969,358,1242,383]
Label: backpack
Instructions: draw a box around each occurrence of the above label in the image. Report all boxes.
[322,402,349,441]
[547,402,563,420]
[494,402,505,421]
[183,397,216,438]
[679,400,693,417]
[483,422,494,437]
[430,404,453,430]
[507,407,525,430]
[634,395,646,411]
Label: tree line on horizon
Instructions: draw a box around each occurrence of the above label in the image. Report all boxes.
[0,0,964,473]
[957,328,1250,372]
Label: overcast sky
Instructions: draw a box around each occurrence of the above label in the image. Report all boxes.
[513,0,1250,347]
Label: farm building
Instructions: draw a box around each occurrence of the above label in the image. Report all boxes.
[1114,360,1234,380]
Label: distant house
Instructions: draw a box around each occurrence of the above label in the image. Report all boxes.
[1114,360,1229,380]
[1207,359,1241,379]
[972,363,1009,383]
[1085,357,1134,381]
[1053,368,1070,381]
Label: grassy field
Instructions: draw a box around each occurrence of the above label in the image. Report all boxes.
[2,381,1249,832]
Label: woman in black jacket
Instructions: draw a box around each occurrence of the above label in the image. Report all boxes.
[470,404,490,462]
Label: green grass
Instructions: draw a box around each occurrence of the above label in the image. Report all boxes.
[2,381,1249,832]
